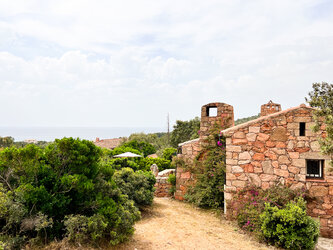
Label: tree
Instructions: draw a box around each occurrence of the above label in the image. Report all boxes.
[162,147,177,161]
[126,132,170,151]
[0,136,14,148]
[306,82,333,167]
[234,114,260,126]
[170,117,200,147]
[121,140,156,157]
[0,138,142,248]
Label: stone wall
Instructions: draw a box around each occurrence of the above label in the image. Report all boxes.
[174,166,196,200]
[154,169,175,197]
[222,104,333,237]
[308,182,333,237]
[178,139,200,160]
[175,102,234,201]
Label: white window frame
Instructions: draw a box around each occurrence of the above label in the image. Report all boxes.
[306,159,324,178]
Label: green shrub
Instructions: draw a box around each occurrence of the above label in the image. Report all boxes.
[162,148,177,161]
[184,123,226,208]
[113,168,156,208]
[167,174,176,196]
[233,185,306,233]
[260,197,319,249]
[0,138,143,248]
[121,140,156,157]
[109,146,142,157]
[167,174,176,186]
[107,158,141,171]
[140,157,173,171]
[0,241,5,250]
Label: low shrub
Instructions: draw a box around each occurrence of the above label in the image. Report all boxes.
[0,138,144,248]
[162,148,177,161]
[232,185,319,249]
[113,168,156,208]
[167,174,176,196]
[121,140,156,157]
[260,197,319,249]
[140,157,173,171]
[184,123,226,208]
[233,185,306,233]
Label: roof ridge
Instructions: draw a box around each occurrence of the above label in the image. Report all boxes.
[221,104,313,136]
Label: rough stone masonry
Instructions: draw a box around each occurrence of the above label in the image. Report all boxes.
[176,100,333,238]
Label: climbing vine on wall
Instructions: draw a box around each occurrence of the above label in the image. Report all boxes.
[185,123,226,208]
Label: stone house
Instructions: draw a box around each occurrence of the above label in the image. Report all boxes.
[176,101,333,238]
[93,137,124,150]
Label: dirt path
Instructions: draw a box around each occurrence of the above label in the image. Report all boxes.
[117,197,271,250]
[44,197,333,250]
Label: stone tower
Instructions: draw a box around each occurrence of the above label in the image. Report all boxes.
[260,100,281,117]
[199,102,234,141]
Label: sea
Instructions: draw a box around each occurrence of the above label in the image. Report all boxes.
[0,127,165,142]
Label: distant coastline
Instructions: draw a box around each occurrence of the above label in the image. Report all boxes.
[0,126,165,142]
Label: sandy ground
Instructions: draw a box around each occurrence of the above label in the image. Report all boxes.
[116,197,272,250]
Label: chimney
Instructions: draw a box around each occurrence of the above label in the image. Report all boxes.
[200,102,234,141]
[260,100,281,117]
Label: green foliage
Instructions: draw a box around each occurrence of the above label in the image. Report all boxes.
[185,123,225,208]
[167,174,176,196]
[233,185,306,233]
[0,137,14,148]
[141,157,173,171]
[234,114,260,126]
[307,82,333,168]
[106,158,141,171]
[0,241,5,250]
[162,147,177,161]
[0,138,145,248]
[260,198,319,249]
[102,145,173,173]
[113,168,155,208]
[121,140,156,157]
[170,117,200,147]
[109,146,142,157]
[13,141,51,149]
[167,174,176,186]
[127,132,171,151]
[232,185,319,249]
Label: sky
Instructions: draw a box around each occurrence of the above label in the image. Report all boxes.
[0,0,333,130]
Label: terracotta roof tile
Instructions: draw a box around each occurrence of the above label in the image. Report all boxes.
[93,138,124,149]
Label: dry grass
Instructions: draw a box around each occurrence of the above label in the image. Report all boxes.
[114,197,272,250]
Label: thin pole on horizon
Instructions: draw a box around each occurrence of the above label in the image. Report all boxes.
[167,113,170,145]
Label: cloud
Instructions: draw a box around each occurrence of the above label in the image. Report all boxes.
[0,0,333,129]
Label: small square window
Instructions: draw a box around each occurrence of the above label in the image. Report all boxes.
[206,107,217,117]
[306,159,324,179]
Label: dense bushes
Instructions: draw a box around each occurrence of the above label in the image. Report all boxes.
[104,140,175,172]
[260,198,319,249]
[161,148,177,161]
[121,140,156,157]
[141,157,173,171]
[0,138,155,248]
[167,174,176,196]
[185,124,226,208]
[233,185,319,249]
[113,168,155,207]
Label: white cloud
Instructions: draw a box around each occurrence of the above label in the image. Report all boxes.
[0,0,333,129]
